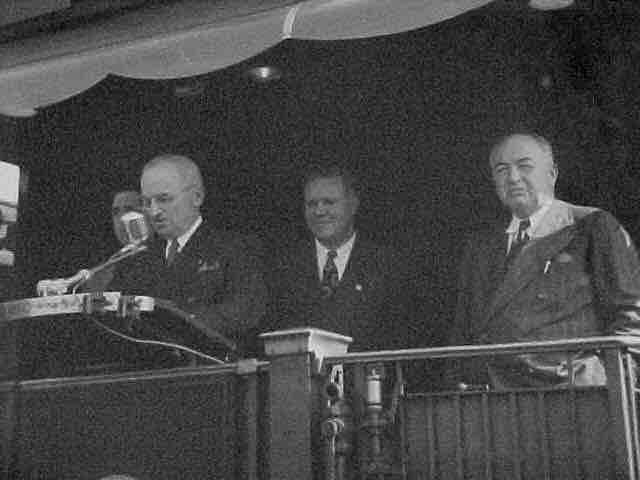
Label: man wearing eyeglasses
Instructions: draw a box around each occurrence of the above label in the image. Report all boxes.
[111,154,266,361]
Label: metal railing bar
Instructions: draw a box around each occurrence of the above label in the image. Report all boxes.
[510,392,522,480]
[395,361,408,480]
[536,391,551,479]
[425,395,437,479]
[455,394,464,479]
[325,336,640,365]
[18,362,265,391]
[569,386,581,480]
[406,385,608,398]
[481,392,493,480]
[624,351,640,478]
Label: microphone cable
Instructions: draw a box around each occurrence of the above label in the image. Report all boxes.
[86,315,227,365]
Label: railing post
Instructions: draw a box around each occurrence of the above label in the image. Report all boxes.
[260,328,352,480]
[604,345,637,480]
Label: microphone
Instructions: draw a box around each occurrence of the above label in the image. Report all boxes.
[36,212,151,296]
[121,211,150,246]
[113,211,150,255]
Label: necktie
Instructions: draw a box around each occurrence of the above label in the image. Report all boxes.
[166,240,179,266]
[507,218,531,261]
[321,250,339,297]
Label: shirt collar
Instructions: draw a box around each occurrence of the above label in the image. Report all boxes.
[315,232,356,257]
[505,198,553,237]
[314,232,357,280]
[171,216,203,252]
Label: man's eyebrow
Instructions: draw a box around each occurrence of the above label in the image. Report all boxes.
[492,161,509,169]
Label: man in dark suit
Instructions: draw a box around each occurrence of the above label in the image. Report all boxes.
[267,165,410,352]
[111,154,266,359]
[452,133,640,388]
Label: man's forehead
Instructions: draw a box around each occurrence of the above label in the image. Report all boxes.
[112,191,141,208]
[141,164,185,192]
[305,176,346,194]
[492,136,547,165]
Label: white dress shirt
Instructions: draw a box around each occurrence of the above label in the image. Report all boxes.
[165,216,203,258]
[314,233,356,281]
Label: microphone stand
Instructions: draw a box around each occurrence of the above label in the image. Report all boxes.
[71,243,148,294]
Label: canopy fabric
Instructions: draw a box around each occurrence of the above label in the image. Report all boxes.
[0,0,493,117]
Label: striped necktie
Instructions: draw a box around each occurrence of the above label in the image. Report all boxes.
[321,250,339,297]
[507,218,531,261]
[166,240,179,266]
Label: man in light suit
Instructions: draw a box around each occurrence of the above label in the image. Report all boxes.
[111,154,266,359]
[267,165,410,351]
[452,133,640,388]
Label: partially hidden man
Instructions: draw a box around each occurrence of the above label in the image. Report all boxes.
[111,154,266,359]
[452,133,640,388]
[267,165,411,351]
[82,190,145,292]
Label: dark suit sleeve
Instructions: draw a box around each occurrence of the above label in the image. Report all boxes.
[377,247,414,350]
[588,211,640,332]
[451,236,480,346]
[443,234,491,389]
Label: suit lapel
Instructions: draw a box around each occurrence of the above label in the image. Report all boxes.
[168,222,220,276]
[339,238,364,289]
[485,202,580,323]
[298,240,322,296]
[487,231,509,287]
[307,236,366,300]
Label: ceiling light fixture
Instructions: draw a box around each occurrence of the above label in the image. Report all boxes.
[246,66,282,83]
[0,106,38,118]
[173,79,206,98]
[529,0,574,10]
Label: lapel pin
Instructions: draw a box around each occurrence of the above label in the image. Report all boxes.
[355,283,363,291]
[198,260,220,272]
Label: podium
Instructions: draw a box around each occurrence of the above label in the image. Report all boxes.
[0,292,156,379]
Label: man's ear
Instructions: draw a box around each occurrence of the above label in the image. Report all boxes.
[550,163,559,185]
[351,195,360,215]
[192,188,204,208]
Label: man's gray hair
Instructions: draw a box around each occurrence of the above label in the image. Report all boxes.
[489,133,556,169]
[143,154,205,195]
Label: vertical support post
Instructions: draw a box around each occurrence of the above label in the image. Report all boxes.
[604,346,636,480]
[0,324,18,381]
[235,359,261,480]
[0,381,17,480]
[260,328,352,480]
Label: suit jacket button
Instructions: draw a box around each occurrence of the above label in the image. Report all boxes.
[187,296,196,304]
[536,292,548,299]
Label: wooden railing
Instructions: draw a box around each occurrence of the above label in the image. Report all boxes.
[323,336,640,480]
[1,330,638,480]
[0,361,270,479]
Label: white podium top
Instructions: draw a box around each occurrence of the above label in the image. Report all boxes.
[0,292,154,324]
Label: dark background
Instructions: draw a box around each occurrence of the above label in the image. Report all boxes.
[2,2,640,345]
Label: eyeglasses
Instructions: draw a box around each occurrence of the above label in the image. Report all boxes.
[141,185,195,209]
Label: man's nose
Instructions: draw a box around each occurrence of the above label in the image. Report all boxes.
[314,203,329,215]
[506,166,521,182]
[144,200,162,217]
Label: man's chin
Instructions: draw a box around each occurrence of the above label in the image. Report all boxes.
[153,225,171,238]
[312,226,336,238]
[313,231,339,246]
[506,199,537,217]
